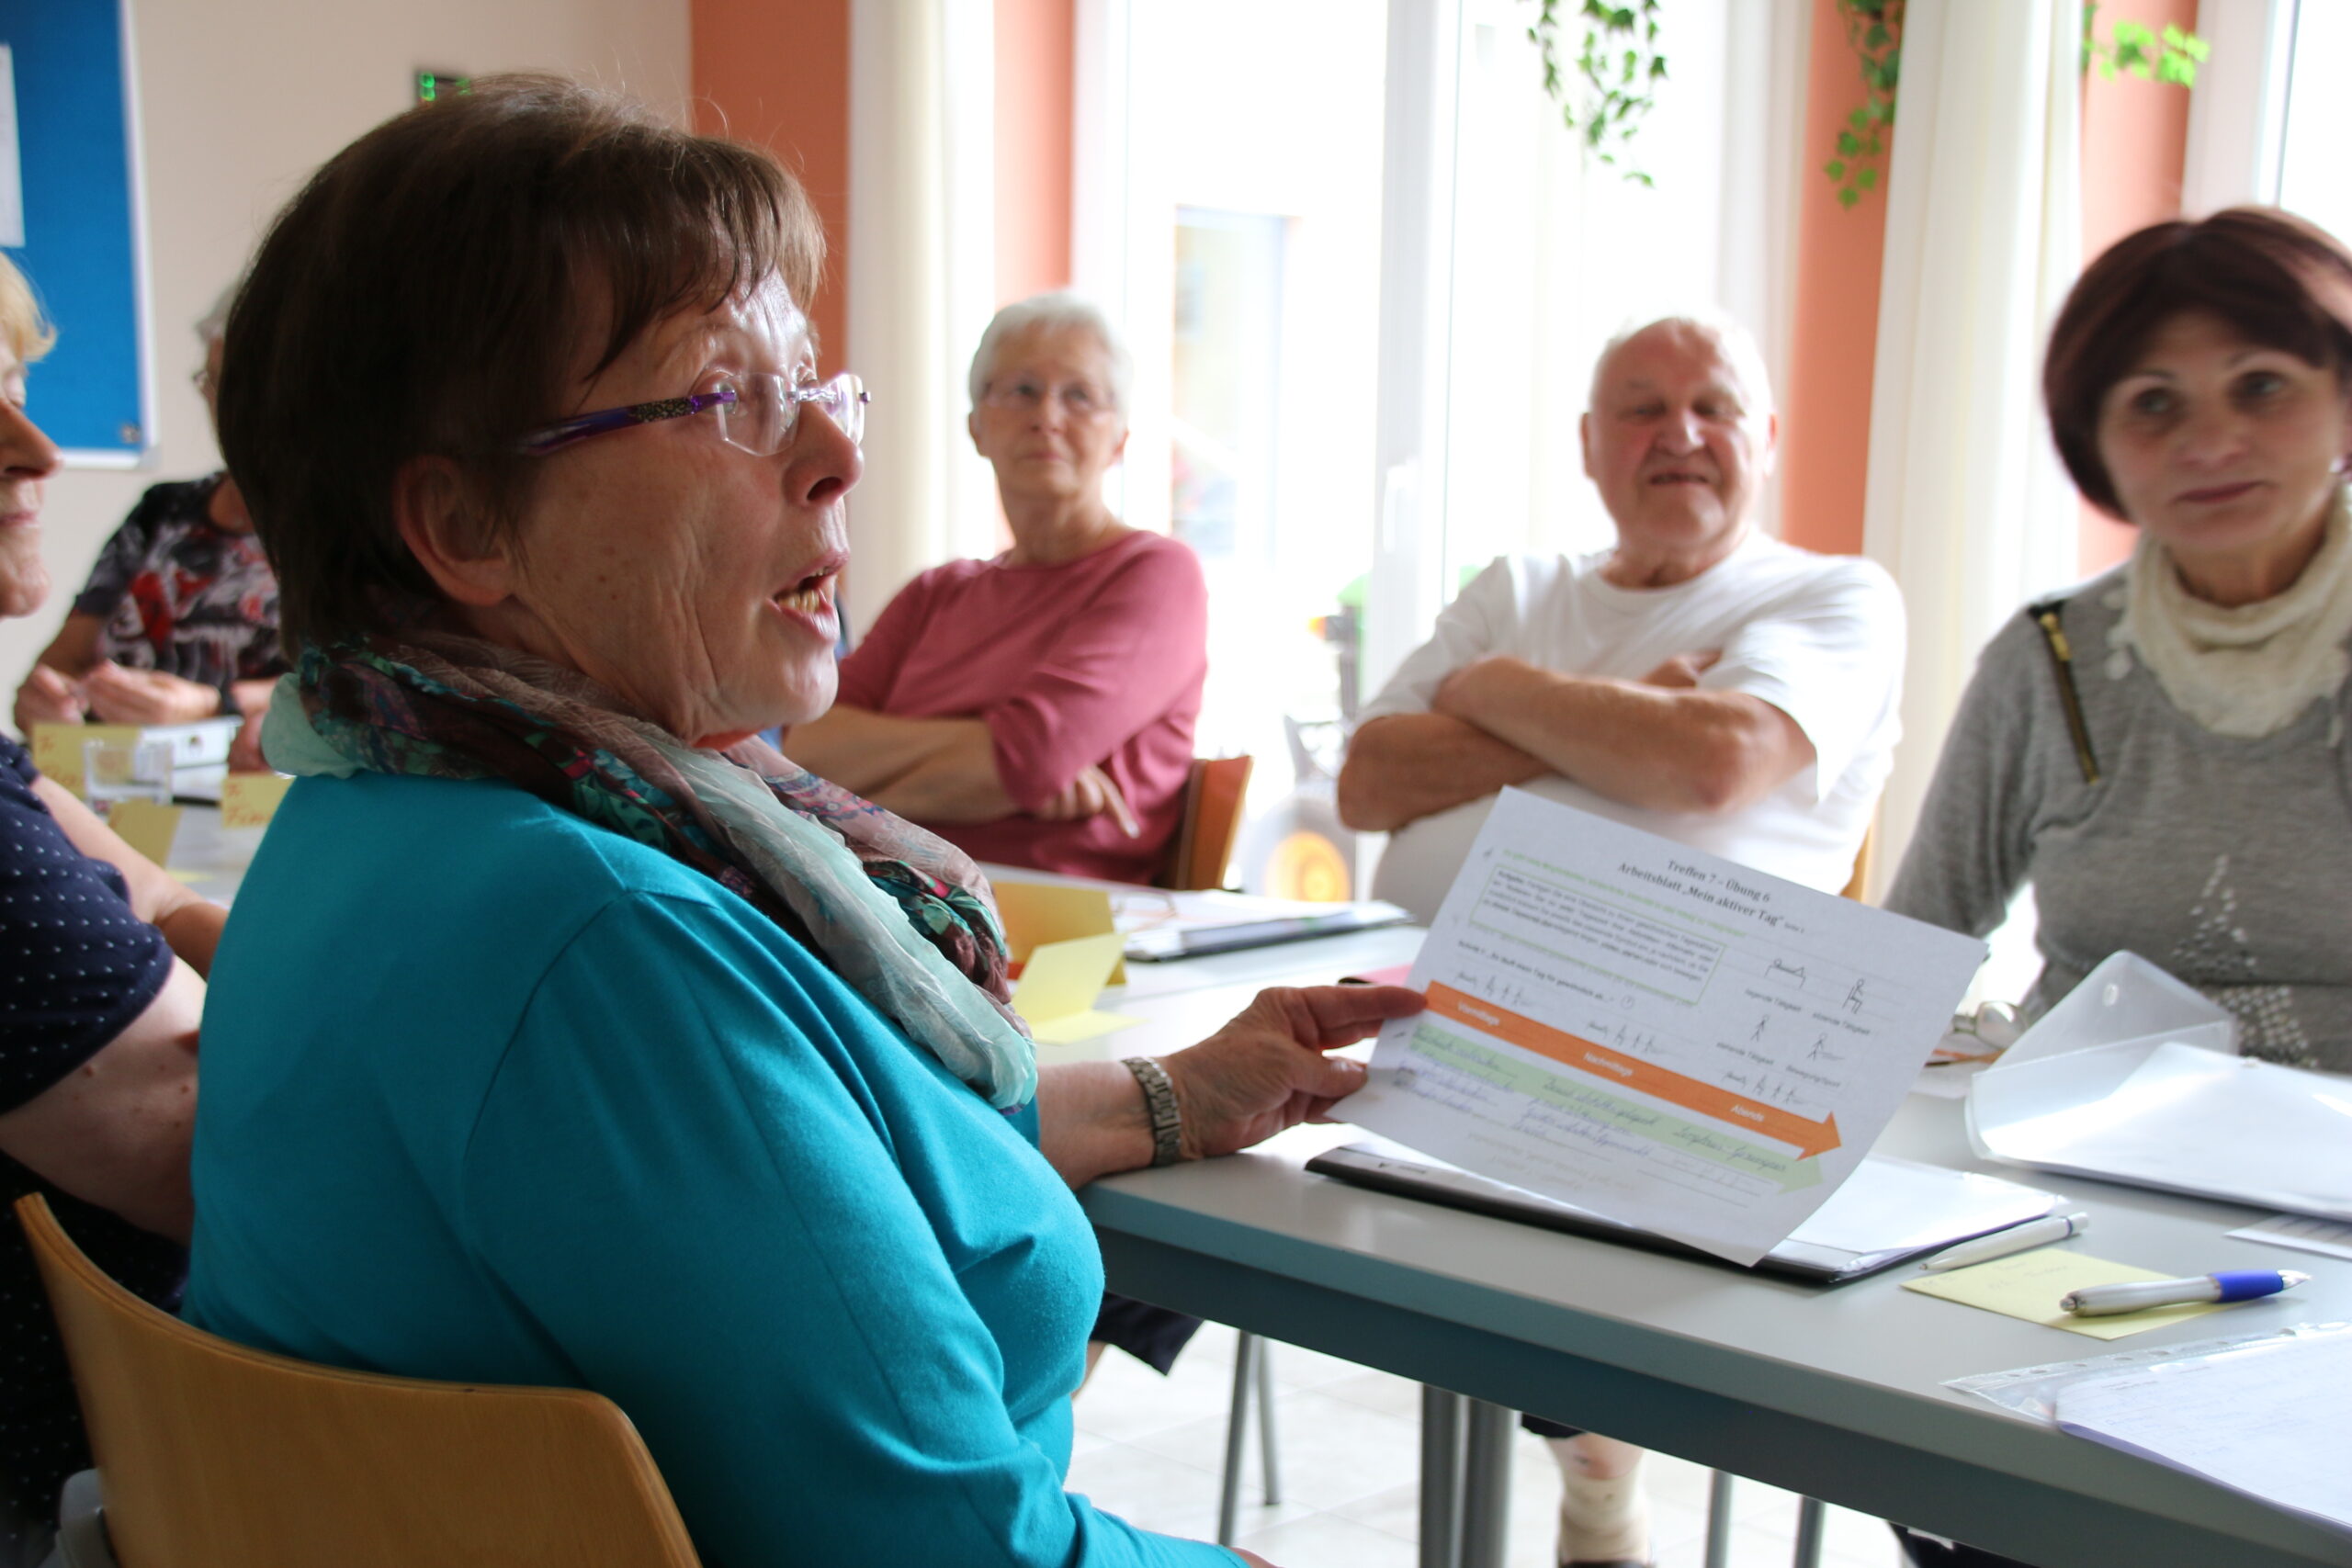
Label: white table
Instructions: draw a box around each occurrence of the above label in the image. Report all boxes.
[161,803,262,905]
[163,824,2352,1565]
[1081,939,2352,1568]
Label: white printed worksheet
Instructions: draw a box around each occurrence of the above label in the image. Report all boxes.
[1345,790,1987,1265]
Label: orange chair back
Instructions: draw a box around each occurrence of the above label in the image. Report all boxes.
[1839,820,1876,903]
[16,1193,702,1568]
[1161,755,1252,891]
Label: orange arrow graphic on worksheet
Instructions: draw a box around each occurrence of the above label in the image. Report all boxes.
[1425,982,1842,1158]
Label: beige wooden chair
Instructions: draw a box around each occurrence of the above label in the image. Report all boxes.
[16,1193,702,1568]
[1839,819,1877,903]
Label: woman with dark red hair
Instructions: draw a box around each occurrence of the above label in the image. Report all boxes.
[1893,206,2352,1074]
[1885,206,2352,1564]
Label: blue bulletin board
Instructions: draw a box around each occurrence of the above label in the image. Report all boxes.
[0,0,148,465]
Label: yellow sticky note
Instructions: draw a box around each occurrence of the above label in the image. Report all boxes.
[105,800,182,866]
[29,723,142,797]
[1012,932,1141,1043]
[1902,1250,2228,1339]
[992,879,1125,986]
[220,772,294,829]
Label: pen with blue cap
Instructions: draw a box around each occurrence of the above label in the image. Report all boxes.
[2061,1269,2310,1316]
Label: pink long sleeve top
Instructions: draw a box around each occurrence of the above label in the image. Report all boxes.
[834,530,1209,885]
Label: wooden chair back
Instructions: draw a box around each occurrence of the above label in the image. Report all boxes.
[1160,755,1253,891]
[16,1194,702,1568]
[1839,820,1876,903]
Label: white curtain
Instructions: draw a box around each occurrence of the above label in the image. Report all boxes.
[844,0,1001,637]
[1861,0,2085,890]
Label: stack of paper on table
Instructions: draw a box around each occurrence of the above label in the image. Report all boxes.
[1118,889,1409,960]
[2051,1327,2352,1538]
[2226,1213,2352,1262]
[1967,952,2352,1221]
[1341,790,1987,1266]
[983,863,1408,963]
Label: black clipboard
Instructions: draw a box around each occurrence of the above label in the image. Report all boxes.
[1305,1144,2047,1283]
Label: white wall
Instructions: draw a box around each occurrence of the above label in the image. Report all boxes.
[2,0,690,713]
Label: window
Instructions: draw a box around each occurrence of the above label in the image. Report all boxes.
[1075,0,1791,895]
[1077,0,1387,895]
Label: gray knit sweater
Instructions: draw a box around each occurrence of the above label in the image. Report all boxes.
[1886,564,2352,1071]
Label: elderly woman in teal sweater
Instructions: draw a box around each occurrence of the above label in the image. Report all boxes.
[184,78,1417,1568]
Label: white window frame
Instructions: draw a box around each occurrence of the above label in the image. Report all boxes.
[2183,0,2297,212]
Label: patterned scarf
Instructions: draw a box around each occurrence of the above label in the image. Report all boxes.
[267,632,1037,1108]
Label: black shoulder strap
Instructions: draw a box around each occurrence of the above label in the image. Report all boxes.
[2026,596,2101,785]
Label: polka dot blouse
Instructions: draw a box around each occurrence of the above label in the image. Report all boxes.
[0,732,184,1545]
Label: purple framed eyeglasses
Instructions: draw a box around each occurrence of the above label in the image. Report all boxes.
[514,370,868,457]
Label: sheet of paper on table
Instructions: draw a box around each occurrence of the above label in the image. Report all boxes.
[989,879,1126,987]
[104,799,181,865]
[1341,789,1987,1266]
[2053,1328,2352,1536]
[2227,1213,2352,1263]
[220,771,294,829]
[1010,932,1142,1045]
[1900,1250,2224,1339]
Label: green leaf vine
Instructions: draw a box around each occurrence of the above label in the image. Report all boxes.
[1523,0,1668,188]
[1825,0,1901,211]
[2082,4,2209,84]
[1826,2,2210,211]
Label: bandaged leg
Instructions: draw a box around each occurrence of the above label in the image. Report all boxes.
[1547,1434,1651,1564]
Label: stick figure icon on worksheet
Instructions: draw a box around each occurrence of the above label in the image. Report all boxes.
[1749,1014,1769,1043]
[1844,977,1867,1016]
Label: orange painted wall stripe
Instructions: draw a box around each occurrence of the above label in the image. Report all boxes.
[689,0,853,371]
[1779,0,1891,559]
[1424,982,1841,1158]
[994,0,1075,305]
[2075,0,2199,575]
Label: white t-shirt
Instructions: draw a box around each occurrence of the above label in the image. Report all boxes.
[1360,531,1905,921]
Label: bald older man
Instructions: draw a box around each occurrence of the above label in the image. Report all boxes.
[1342,312,1903,918]
[1337,313,1905,1566]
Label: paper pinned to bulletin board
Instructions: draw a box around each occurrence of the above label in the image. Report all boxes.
[993,880,1125,986]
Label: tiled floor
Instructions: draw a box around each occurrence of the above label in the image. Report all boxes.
[1070,1323,1905,1568]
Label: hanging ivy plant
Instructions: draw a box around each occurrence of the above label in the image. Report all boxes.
[1825,0,1902,211]
[2082,3,2209,83]
[1826,1,2210,211]
[1523,0,1668,188]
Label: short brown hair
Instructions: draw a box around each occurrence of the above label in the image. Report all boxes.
[218,74,825,653]
[2045,207,2352,517]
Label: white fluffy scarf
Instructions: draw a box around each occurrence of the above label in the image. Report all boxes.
[2116,488,2352,739]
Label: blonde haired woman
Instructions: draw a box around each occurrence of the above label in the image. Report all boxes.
[0,254,219,1564]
